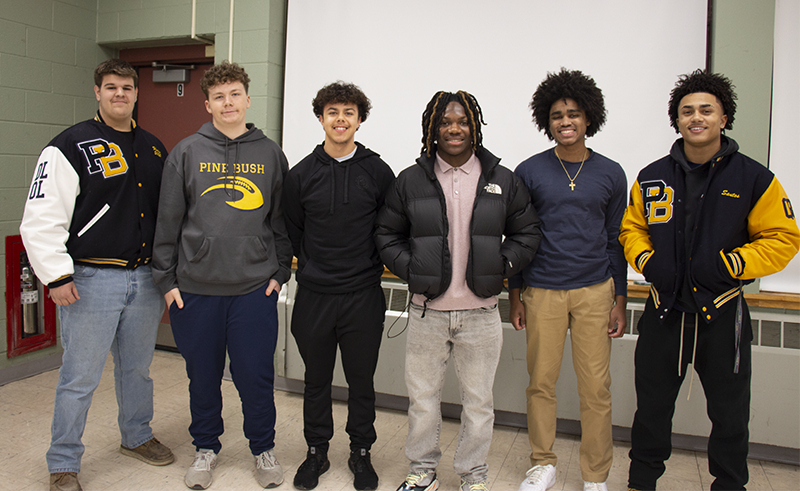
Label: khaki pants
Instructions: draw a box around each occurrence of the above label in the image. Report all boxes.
[522,278,615,483]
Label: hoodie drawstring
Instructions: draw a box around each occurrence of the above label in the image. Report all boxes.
[328,159,353,215]
[328,163,335,215]
[677,312,699,400]
[678,313,684,377]
[687,316,698,400]
[733,281,744,374]
[343,160,351,205]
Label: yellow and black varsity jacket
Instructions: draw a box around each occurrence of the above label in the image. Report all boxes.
[20,112,167,288]
[619,137,799,324]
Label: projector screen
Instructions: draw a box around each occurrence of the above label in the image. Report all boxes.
[283,0,708,283]
[760,0,800,294]
[283,0,707,188]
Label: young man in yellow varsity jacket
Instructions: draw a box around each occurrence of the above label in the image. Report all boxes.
[619,70,799,491]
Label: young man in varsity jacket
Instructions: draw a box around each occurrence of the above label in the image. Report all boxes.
[20,59,174,491]
[152,62,292,490]
[620,70,799,491]
[282,82,394,491]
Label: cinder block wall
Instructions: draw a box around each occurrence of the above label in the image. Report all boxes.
[96,0,287,144]
[0,0,287,369]
[0,0,111,367]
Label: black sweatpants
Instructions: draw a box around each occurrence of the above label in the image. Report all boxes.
[290,284,386,452]
[628,297,752,491]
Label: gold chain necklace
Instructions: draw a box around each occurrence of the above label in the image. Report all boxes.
[555,148,587,191]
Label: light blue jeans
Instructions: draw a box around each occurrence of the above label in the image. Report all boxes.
[47,265,163,473]
[404,303,503,484]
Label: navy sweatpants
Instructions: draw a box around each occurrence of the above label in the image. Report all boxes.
[170,284,279,455]
[628,296,752,491]
[290,284,385,452]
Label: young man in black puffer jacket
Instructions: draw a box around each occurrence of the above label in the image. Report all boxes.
[376,90,541,491]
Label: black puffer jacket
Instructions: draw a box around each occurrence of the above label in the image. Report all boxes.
[375,148,541,301]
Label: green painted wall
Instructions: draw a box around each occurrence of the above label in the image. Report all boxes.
[96,0,287,143]
[710,0,776,292]
[710,0,775,167]
[0,0,288,370]
[0,0,112,367]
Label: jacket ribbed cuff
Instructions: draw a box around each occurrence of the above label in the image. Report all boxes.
[48,275,74,289]
[724,251,745,277]
[635,250,653,272]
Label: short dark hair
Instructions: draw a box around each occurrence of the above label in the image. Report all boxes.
[421,91,486,157]
[312,81,372,122]
[200,61,250,98]
[530,68,606,140]
[668,69,737,133]
[94,59,138,88]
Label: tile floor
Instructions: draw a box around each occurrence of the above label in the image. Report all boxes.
[1,350,797,491]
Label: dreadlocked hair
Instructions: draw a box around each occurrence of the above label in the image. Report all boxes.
[530,67,606,140]
[668,69,737,133]
[421,90,486,157]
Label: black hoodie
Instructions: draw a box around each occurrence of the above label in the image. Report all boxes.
[283,142,395,293]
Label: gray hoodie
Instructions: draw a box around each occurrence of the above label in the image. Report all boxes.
[152,122,292,296]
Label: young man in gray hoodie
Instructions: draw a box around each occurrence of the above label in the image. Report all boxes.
[152,61,292,490]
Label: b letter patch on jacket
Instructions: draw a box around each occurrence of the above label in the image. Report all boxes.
[641,179,674,224]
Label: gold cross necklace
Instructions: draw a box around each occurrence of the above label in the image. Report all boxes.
[555,148,587,191]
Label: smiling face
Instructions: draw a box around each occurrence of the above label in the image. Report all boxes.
[94,74,138,132]
[436,101,473,167]
[548,97,589,150]
[319,102,360,154]
[205,81,250,137]
[677,92,727,157]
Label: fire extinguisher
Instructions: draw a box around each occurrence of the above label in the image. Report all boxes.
[20,251,40,336]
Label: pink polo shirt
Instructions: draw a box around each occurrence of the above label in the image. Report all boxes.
[412,152,497,311]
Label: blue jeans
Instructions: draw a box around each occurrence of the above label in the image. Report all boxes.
[404,303,503,484]
[47,265,163,473]
[169,284,279,455]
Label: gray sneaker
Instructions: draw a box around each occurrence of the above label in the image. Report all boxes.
[254,449,284,488]
[185,449,217,490]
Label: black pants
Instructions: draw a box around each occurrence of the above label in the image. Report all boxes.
[290,284,386,452]
[628,297,752,491]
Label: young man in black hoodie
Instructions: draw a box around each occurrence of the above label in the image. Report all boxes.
[152,62,292,490]
[620,70,799,491]
[282,82,395,491]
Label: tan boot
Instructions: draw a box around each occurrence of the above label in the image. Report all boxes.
[120,436,175,465]
[50,472,82,491]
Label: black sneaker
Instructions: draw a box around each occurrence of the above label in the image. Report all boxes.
[348,448,378,490]
[293,447,330,490]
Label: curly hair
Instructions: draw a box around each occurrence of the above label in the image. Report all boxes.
[312,81,372,122]
[421,91,486,157]
[200,61,250,98]
[530,68,606,140]
[668,69,737,133]
[94,59,138,88]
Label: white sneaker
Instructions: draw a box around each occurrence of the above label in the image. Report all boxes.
[583,482,608,491]
[255,449,284,488]
[185,449,217,490]
[517,464,556,491]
